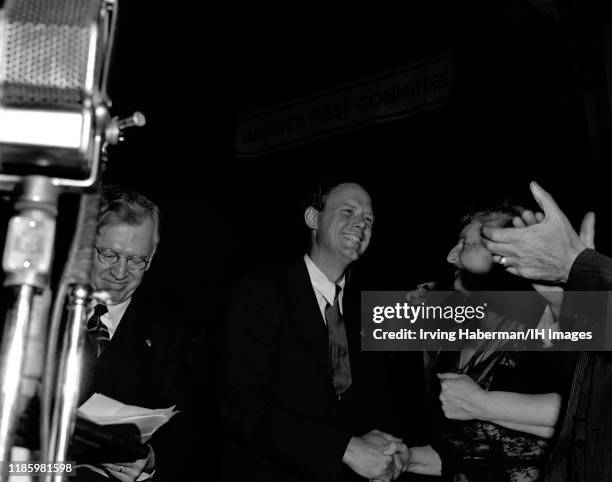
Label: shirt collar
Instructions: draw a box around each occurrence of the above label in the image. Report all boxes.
[304,254,345,306]
[93,297,131,334]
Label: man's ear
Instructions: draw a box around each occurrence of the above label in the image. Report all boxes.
[145,245,157,272]
[304,206,319,230]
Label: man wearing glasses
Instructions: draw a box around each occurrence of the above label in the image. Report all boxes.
[78,185,191,482]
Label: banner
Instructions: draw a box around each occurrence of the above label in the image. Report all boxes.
[235,53,453,157]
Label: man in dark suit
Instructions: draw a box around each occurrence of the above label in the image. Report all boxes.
[78,186,191,481]
[221,179,408,481]
[481,181,612,481]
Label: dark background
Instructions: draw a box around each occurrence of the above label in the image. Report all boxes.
[108,2,612,477]
[99,0,611,317]
[1,0,612,479]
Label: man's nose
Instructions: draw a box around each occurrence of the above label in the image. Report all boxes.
[353,215,366,229]
[447,245,460,265]
[110,257,130,279]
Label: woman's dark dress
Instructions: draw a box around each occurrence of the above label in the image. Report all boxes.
[424,291,573,482]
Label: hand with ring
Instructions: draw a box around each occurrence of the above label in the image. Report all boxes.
[100,444,155,481]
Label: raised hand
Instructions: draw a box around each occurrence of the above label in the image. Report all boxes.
[508,207,564,311]
[493,199,596,314]
[482,182,587,283]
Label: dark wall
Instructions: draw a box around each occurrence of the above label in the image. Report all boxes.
[100,0,610,315]
[0,1,610,478]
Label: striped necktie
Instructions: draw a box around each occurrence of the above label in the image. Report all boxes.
[87,304,110,358]
[325,284,352,395]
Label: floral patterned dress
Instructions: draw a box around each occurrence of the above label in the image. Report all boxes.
[424,295,571,482]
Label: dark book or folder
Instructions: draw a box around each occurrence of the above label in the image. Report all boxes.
[72,415,149,463]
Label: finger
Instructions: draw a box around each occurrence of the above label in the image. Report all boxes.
[492,254,517,266]
[392,441,409,455]
[382,442,404,456]
[382,454,394,472]
[101,463,126,473]
[101,466,130,482]
[417,281,437,290]
[378,431,403,443]
[437,372,463,380]
[482,239,518,257]
[494,255,518,268]
[512,216,526,228]
[579,211,596,249]
[392,453,403,479]
[520,210,537,226]
[481,226,527,245]
[535,211,545,222]
[382,442,398,456]
[506,266,520,277]
[107,462,140,480]
[530,181,562,219]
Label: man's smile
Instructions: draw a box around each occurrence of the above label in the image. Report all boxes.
[342,232,362,247]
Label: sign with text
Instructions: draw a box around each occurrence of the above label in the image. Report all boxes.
[235,53,453,157]
[361,291,612,351]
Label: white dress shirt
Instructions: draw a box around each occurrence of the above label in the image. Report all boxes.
[304,254,345,324]
[83,296,153,480]
[88,298,131,339]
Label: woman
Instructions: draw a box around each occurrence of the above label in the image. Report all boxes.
[404,201,573,481]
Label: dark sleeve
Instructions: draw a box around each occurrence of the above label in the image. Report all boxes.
[563,249,612,353]
[382,351,430,446]
[567,249,612,290]
[148,315,194,481]
[220,275,351,482]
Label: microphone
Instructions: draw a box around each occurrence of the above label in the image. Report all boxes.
[0,0,118,185]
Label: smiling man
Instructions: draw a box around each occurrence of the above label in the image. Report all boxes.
[78,186,191,482]
[93,218,156,306]
[221,178,408,482]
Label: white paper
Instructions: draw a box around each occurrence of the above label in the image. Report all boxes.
[78,393,178,442]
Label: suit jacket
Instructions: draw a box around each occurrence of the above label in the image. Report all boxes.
[545,249,612,482]
[80,295,192,481]
[220,259,391,482]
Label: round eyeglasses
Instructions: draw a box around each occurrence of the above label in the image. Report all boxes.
[95,247,150,271]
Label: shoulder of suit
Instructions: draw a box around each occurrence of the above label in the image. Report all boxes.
[127,295,188,332]
[232,258,306,294]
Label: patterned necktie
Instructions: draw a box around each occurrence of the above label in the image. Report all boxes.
[325,285,352,395]
[87,304,110,358]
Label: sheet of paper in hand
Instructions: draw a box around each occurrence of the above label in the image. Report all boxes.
[78,393,178,442]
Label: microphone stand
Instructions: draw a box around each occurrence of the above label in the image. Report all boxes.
[0,176,59,477]
[45,189,102,481]
[0,2,145,479]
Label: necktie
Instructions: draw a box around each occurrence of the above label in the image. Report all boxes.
[325,285,352,395]
[87,304,110,358]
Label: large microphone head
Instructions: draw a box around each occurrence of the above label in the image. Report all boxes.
[0,0,117,184]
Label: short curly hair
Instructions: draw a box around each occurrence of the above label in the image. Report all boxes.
[461,197,537,228]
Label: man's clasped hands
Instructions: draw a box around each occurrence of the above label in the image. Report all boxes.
[343,429,441,481]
